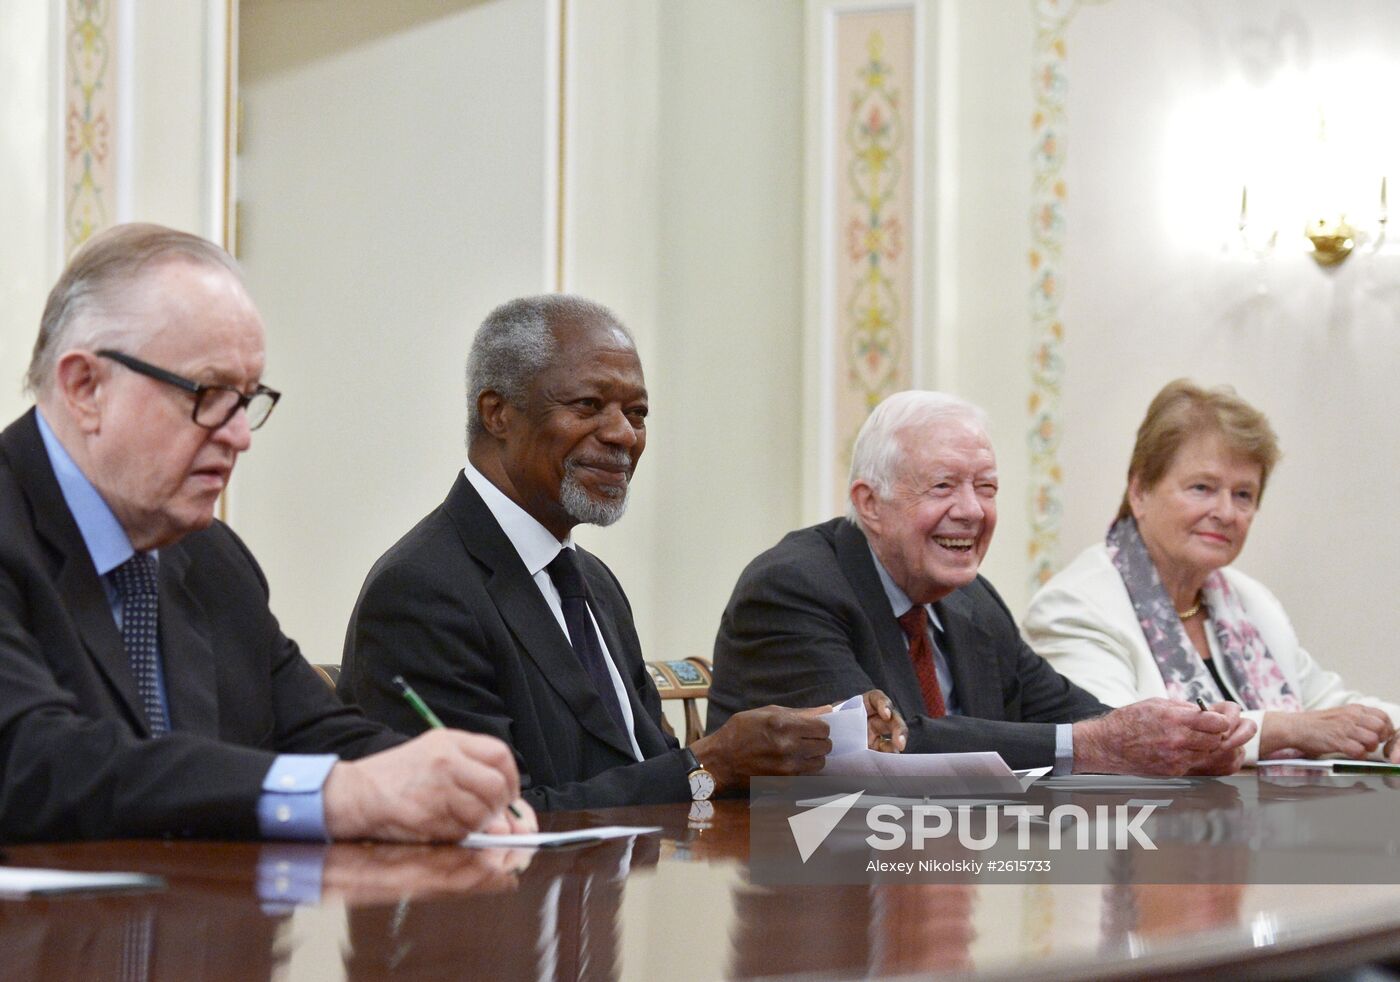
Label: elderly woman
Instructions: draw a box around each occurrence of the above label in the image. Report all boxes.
[1024,379,1400,763]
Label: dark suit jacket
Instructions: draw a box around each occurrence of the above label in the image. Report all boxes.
[339,473,689,810]
[0,410,402,843]
[706,517,1106,769]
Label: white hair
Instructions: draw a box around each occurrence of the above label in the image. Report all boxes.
[846,390,991,528]
[27,223,245,397]
[464,294,632,444]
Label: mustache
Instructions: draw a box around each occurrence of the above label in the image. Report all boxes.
[565,450,633,471]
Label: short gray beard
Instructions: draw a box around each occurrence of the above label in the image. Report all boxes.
[560,457,630,527]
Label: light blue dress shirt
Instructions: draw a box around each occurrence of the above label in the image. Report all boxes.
[36,410,338,839]
[868,545,1074,774]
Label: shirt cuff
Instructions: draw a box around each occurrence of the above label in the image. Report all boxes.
[256,754,339,841]
[1053,723,1074,775]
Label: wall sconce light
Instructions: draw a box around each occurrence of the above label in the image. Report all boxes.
[1240,178,1388,269]
[1305,216,1357,267]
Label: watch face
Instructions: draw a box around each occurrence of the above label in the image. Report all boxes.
[689,769,716,801]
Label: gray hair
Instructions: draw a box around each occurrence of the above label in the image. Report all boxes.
[464,294,631,442]
[26,223,245,397]
[846,390,991,528]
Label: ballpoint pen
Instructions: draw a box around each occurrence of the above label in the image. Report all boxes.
[393,674,523,819]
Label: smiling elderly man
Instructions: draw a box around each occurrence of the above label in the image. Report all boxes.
[0,223,529,842]
[707,390,1255,775]
[339,296,901,810]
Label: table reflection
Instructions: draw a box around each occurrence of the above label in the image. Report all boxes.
[726,883,978,977]
[343,835,647,980]
[322,841,533,903]
[0,879,284,981]
[3,775,1400,981]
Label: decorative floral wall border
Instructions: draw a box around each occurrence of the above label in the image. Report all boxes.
[842,29,908,414]
[1027,0,1077,593]
[829,5,917,509]
[64,0,119,257]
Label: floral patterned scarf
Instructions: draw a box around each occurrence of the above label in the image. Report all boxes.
[1105,517,1300,710]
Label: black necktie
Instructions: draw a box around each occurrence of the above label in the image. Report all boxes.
[110,552,169,736]
[546,549,626,732]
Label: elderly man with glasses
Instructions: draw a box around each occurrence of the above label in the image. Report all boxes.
[0,223,533,843]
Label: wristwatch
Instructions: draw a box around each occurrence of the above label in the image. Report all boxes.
[680,747,716,801]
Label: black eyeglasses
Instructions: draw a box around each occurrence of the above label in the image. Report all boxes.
[97,350,281,431]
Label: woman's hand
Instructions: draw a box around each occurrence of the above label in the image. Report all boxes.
[1260,706,1395,760]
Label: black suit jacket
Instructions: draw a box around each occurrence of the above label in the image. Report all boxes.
[339,473,689,810]
[0,411,402,842]
[706,517,1106,769]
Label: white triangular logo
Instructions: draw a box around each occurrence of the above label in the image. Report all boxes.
[788,790,864,863]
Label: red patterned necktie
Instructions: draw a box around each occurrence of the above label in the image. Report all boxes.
[897,605,946,718]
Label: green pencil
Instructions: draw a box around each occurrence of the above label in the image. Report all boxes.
[391,675,523,819]
[392,675,445,729]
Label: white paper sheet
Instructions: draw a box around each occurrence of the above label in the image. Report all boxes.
[0,867,165,899]
[462,825,661,849]
[817,695,1034,793]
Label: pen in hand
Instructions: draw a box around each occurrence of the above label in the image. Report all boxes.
[392,674,523,820]
[1196,697,1209,712]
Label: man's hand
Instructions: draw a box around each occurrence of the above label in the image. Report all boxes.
[479,797,538,836]
[864,689,907,753]
[688,705,833,793]
[1071,698,1255,776]
[1185,701,1255,775]
[1260,705,1395,760]
[323,729,521,842]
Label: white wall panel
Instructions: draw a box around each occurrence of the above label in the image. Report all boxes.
[1057,0,1400,700]
[235,0,552,662]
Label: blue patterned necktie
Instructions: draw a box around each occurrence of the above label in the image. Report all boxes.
[546,548,626,733]
[110,552,169,736]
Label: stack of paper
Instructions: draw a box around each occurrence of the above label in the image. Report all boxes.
[818,695,1046,793]
[462,826,661,849]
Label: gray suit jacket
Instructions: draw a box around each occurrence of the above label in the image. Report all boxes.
[0,410,402,842]
[706,517,1106,769]
[340,473,690,810]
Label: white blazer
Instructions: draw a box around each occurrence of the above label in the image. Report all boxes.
[1022,544,1400,763]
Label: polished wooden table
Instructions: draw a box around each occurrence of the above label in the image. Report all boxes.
[5,774,1400,980]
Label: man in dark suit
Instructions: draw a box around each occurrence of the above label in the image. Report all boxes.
[708,391,1255,774]
[0,223,528,843]
[341,296,893,810]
